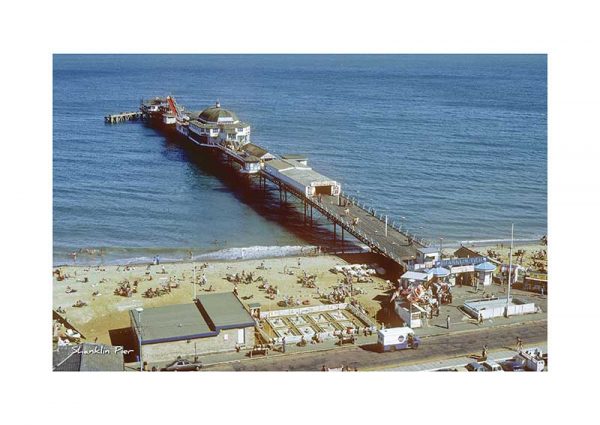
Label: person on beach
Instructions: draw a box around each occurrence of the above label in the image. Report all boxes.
[282,337,286,353]
[447,314,451,329]
[517,337,523,352]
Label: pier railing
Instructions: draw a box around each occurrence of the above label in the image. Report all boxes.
[339,190,430,247]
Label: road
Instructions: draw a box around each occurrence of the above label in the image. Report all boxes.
[202,320,547,371]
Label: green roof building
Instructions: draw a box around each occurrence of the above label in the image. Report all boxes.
[129,292,256,365]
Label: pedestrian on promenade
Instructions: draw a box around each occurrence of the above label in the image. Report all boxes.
[478,312,483,324]
[482,344,488,360]
[517,337,523,352]
[282,336,286,353]
[446,315,451,329]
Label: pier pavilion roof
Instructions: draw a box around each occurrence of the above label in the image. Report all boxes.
[198,103,239,124]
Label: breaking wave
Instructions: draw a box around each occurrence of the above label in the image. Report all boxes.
[54,245,319,267]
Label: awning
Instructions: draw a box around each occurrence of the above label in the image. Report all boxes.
[474,261,497,272]
[430,267,450,277]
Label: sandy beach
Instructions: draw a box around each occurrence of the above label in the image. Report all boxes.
[52,242,546,345]
[53,253,395,345]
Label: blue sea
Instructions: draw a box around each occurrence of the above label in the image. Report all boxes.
[53,55,547,265]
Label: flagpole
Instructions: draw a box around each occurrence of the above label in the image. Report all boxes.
[506,224,514,315]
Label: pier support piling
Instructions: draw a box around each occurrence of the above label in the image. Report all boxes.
[304,201,307,225]
[334,222,337,244]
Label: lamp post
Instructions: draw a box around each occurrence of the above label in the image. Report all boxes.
[384,215,388,237]
[135,307,144,372]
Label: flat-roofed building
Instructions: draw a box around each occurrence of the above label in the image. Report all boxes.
[264,159,341,197]
[130,292,255,364]
[416,247,440,264]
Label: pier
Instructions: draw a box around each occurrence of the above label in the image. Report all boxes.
[104,111,143,124]
[108,97,429,272]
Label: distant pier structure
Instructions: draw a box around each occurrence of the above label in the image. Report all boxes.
[107,97,430,272]
[105,111,143,124]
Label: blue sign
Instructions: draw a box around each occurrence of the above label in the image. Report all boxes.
[435,257,487,267]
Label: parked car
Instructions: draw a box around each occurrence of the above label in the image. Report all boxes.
[162,359,203,371]
[482,360,503,371]
[465,362,485,372]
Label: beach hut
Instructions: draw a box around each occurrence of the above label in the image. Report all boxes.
[474,261,496,286]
